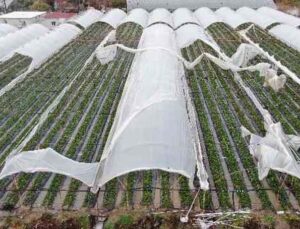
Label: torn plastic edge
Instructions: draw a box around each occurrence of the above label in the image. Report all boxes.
[238,24,300,86]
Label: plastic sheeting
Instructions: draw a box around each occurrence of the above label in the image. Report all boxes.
[3,23,81,70]
[194,8,222,29]
[0,24,49,60]
[147,8,173,27]
[127,0,276,10]
[99,9,126,28]
[95,23,209,190]
[119,8,149,28]
[258,7,300,27]
[236,7,278,29]
[215,7,250,29]
[269,24,300,52]
[242,121,300,181]
[0,23,17,37]
[0,148,98,186]
[172,8,199,28]
[69,8,102,28]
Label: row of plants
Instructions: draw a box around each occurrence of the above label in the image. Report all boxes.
[0,21,115,209]
[242,24,300,76]
[0,53,32,89]
[202,23,296,210]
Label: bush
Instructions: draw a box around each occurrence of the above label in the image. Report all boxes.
[30,0,50,10]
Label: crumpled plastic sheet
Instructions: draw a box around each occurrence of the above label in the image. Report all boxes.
[239,26,300,87]
[147,8,174,27]
[242,121,300,180]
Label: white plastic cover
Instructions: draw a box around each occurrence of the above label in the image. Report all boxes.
[95,23,209,190]
[0,24,49,60]
[215,7,250,29]
[3,23,81,70]
[269,24,300,52]
[99,9,126,28]
[172,8,199,28]
[0,148,98,186]
[69,8,103,28]
[119,8,149,28]
[258,7,300,27]
[147,8,173,27]
[0,23,17,37]
[243,121,300,181]
[236,7,278,29]
[127,0,276,11]
[194,8,223,29]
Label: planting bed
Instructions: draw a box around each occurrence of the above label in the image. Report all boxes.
[0,54,32,90]
[240,24,300,76]
[0,9,300,216]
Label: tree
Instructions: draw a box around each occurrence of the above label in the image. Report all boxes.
[31,0,50,10]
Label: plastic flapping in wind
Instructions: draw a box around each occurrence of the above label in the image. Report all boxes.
[0,23,17,37]
[147,8,173,27]
[0,148,98,186]
[215,7,250,29]
[258,7,300,27]
[99,9,127,28]
[0,24,49,60]
[194,8,223,29]
[127,0,276,10]
[242,119,300,181]
[95,23,209,191]
[119,8,149,28]
[236,7,278,29]
[69,8,102,28]
[269,24,300,52]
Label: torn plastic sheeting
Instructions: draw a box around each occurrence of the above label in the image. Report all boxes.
[99,9,126,29]
[239,26,300,86]
[236,7,278,29]
[242,122,300,180]
[0,24,49,60]
[97,40,286,93]
[0,148,98,186]
[70,8,103,28]
[194,7,223,29]
[119,8,149,28]
[258,7,300,28]
[215,7,250,29]
[147,8,174,27]
[269,24,300,52]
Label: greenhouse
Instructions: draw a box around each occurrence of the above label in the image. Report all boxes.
[0,5,299,219]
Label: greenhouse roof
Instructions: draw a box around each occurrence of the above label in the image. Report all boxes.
[0,11,46,19]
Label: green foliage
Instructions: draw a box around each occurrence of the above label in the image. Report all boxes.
[30,0,50,11]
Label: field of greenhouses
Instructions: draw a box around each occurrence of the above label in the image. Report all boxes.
[0,6,299,215]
